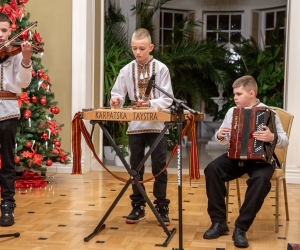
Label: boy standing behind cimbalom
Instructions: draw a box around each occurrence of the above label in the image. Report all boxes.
[110,28,173,226]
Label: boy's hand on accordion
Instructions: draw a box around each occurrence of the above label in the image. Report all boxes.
[217,127,231,139]
[253,126,274,142]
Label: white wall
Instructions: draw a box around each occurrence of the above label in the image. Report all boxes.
[161,0,287,39]
[284,0,300,184]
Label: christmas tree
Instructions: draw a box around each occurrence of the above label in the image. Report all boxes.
[0,0,70,173]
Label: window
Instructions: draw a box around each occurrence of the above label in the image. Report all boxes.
[203,13,243,44]
[159,9,187,46]
[252,8,286,47]
[264,9,286,46]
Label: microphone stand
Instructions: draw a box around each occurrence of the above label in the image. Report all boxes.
[151,83,198,250]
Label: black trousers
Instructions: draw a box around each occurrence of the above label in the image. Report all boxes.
[128,133,170,207]
[0,118,18,202]
[204,153,274,231]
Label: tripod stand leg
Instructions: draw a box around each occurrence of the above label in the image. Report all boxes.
[133,178,176,247]
[84,178,132,242]
[0,232,20,238]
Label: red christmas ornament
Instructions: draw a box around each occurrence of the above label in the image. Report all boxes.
[54,141,61,148]
[19,30,28,40]
[46,159,53,167]
[25,141,32,149]
[54,107,60,114]
[15,155,21,164]
[38,72,43,78]
[31,71,36,77]
[40,97,46,105]
[52,139,57,143]
[10,24,17,31]
[18,0,23,4]
[31,96,37,103]
[41,132,48,140]
[23,109,31,119]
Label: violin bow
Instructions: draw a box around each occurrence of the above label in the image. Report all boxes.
[0,21,38,50]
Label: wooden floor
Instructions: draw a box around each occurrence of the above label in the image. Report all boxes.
[0,171,299,250]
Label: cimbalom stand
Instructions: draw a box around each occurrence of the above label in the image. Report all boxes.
[84,120,176,247]
[82,86,200,249]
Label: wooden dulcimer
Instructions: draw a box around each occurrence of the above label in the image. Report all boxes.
[81,107,204,122]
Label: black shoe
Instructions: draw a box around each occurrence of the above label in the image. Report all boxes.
[0,200,16,227]
[126,204,145,224]
[155,203,170,226]
[203,221,229,239]
[232,227,249,248]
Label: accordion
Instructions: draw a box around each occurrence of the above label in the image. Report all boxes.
[228,107,277,163]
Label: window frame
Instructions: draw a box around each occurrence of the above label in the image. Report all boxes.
[260,7,286,47]
[203,12,244,46]
[159,9,188,46]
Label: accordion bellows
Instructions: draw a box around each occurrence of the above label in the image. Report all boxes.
[228,107,277,163]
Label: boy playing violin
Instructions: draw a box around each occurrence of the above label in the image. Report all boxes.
[0,12,32,226]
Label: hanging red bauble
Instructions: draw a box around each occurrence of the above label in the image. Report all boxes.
[31,96,37,103]
[38,72,43,78]
[40,97,46,105]
[52,139,57,143]
[23,109,31,119]
[54,107,60,114]
[41,132,48,140]
[44,75,49,81]
[31,71,36,77]
[46,159,53,167]
[54,141,61,148]
[18,0,23,4]
[50,107,55,113]
[25,141,32,149]
[15,155,21,164]
[19,30,28,40]
[10,24,17,31]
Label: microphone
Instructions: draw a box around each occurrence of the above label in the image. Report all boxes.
[142,73,156,101]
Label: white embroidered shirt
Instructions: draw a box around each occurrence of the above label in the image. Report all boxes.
[111,57,173,134]
[0,54,32,121]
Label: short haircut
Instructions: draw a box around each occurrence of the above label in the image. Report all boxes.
[132,28,152,44]
[232,75,257,95]
[0,12,11,24]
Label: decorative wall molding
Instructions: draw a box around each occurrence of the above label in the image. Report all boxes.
[71,0,95,173]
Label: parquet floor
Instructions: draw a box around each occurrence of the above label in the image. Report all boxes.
[0,171,299,250]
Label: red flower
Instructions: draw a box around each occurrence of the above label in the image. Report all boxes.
[40,119,62,136]
[10,0,18,11]
[33,30,42,44]
[52,147,67,163]
[21,148,42,166]
[3,6,12,15]
[18,92,30,108]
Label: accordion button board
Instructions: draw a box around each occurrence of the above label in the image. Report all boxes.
[228,106,277,163]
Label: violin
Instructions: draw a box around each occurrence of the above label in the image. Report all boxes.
[0,41,44,58]
[0,21,43,63]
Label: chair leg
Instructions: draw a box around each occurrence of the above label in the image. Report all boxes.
[236,179,242,210]
[282,178,289,221]
[226,181,229,223]
[275,178,280,233]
